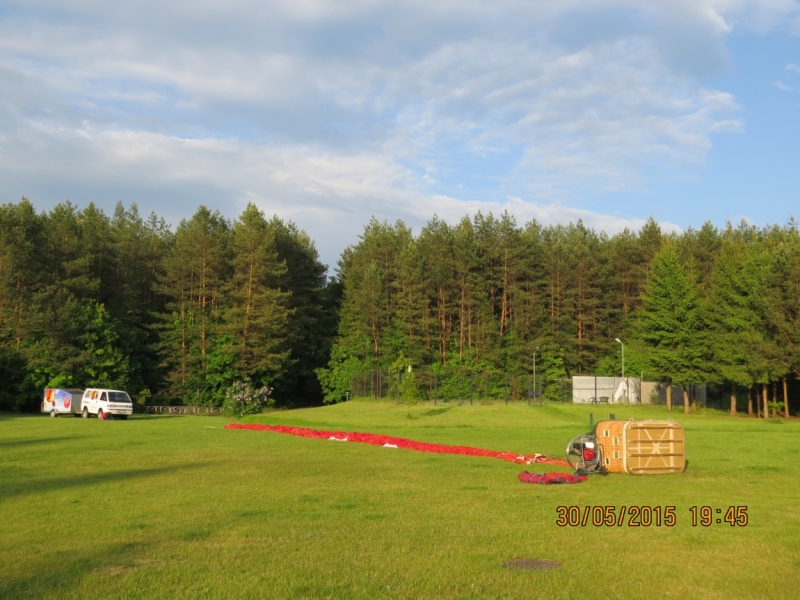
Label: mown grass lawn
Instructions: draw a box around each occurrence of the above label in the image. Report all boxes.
[1,402,799,599]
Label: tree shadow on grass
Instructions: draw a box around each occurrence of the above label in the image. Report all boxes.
[0,436,87,449]
[420,407,453,417]
[0,539,157,599]
[0,413,46,421]
[0,464,207,502]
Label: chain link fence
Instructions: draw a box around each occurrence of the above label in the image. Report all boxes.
[349,367,573,404]
[348,371,720,408]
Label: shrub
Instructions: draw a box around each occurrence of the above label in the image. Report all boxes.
[400,368,421,404]
[223,382,275,417]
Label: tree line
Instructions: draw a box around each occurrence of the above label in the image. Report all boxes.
[0,199,340,411]
[318,213,800,417]
[3,199,798,417]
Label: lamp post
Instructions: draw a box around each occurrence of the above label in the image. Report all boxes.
[614,338,626,404]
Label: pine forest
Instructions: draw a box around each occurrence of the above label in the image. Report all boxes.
[1,199,799,417]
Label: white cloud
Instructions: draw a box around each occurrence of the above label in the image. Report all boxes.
[0,117,679,266]
[0,0,798,266]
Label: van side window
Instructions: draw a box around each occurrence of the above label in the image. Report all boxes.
[101,392,108,401]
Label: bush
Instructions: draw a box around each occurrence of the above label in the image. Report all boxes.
[223,382,275,417]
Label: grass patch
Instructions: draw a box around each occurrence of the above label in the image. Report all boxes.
[1,403,799,599]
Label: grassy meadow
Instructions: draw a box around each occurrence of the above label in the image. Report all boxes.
[1,402,799,599]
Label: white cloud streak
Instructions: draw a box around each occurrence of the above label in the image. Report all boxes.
[0,0,797,266]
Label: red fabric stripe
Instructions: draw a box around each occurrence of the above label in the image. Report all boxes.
[224,423,571,467]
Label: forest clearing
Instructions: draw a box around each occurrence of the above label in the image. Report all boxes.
[2,402,797,599]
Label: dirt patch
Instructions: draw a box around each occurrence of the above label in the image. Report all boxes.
[102,566,131,576]
[502,558,562,571]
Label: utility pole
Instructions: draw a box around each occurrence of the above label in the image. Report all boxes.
[615,338,626,404]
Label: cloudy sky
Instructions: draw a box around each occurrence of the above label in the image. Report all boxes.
[1,0,799,269]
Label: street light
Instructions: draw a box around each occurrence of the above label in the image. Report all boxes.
[614,338,626,404]
[531,347,539,405]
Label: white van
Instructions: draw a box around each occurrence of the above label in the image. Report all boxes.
[81,388,134,420]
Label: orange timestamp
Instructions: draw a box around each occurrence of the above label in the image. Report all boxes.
[689,505,748,527]
[555,506,749,527]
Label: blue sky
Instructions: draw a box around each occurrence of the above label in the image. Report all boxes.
[1,0,799,269]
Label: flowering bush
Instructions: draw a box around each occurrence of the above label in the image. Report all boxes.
[223,381,275,417]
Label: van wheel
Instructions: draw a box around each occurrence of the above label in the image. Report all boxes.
[97,409,104,420]
[50,409,57,418]
[82,408,89,419]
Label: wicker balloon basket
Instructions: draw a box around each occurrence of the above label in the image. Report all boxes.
[595,420,685,475]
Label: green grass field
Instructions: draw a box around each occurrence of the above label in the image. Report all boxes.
[2,402,799,599]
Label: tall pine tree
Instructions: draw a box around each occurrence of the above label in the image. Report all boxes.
[636,244,710,413]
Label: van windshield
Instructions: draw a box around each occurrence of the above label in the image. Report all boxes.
[108,392,132,403]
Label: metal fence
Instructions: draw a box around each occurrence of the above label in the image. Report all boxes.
[144,405,224,415]
[349,367,573,404]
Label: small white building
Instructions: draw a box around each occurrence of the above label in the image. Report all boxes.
[572,376,706,405]
[572,376,641,404]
